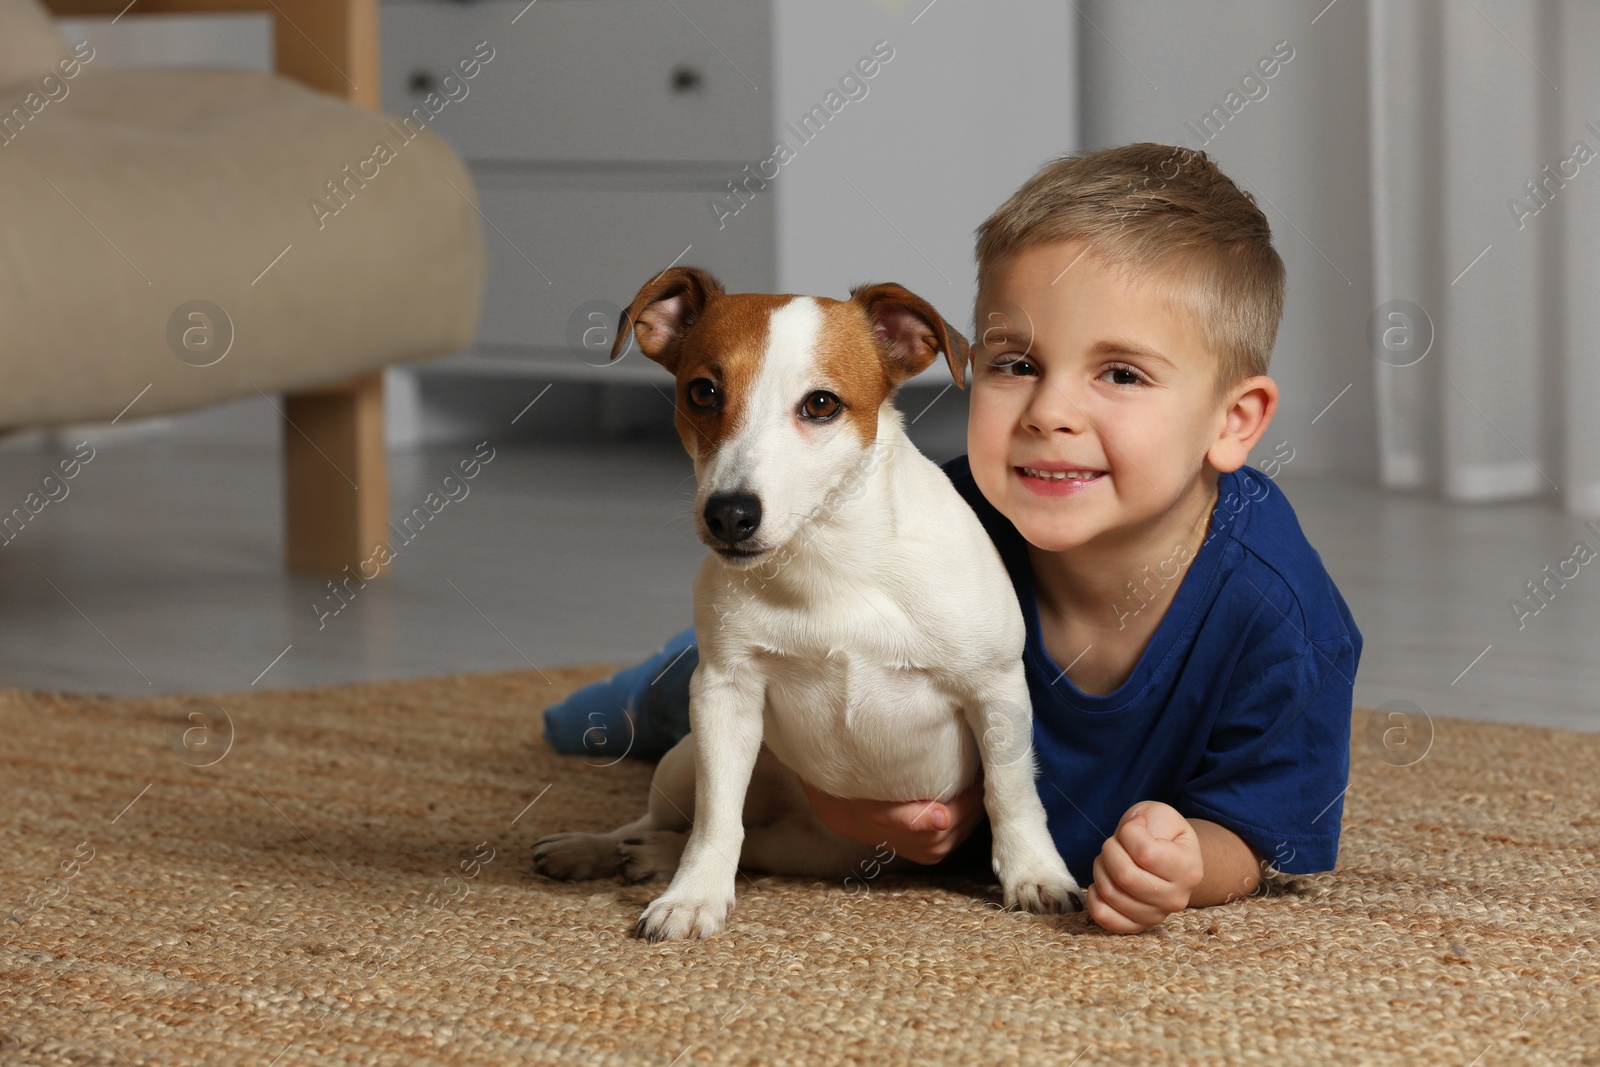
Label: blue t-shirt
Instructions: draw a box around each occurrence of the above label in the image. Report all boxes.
[940,455,1361,883]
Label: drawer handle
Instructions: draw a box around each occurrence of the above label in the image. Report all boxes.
[670,65,703,93]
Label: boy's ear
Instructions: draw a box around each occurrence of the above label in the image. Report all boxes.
[849,282,970,389]
[1206,375,1279,473]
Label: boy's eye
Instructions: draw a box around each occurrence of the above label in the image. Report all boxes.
[986,356,1036,377]
[1100,364,1146,387]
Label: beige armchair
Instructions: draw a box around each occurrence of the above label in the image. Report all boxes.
[2,0,486,575]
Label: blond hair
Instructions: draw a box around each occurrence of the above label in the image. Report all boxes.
[975,143,1285,392]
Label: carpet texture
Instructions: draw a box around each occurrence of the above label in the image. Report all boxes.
[1,667,1596,1066]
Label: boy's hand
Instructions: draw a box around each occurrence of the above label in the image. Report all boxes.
[1086,800,1205,933]
[797,774,986,865]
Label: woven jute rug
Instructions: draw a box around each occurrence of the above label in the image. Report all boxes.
[1,667,1596,1066]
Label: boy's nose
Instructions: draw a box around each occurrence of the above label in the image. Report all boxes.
[1023,380,1090,434]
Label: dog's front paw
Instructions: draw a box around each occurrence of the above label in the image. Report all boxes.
[532,831,622,881]
[634,891,734,943]
[993,836,1085,915]
[1004,874,1086,915]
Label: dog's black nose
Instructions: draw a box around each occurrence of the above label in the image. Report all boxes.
[704,492,762,545]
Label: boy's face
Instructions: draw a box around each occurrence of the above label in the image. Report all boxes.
[967,240,1233,555]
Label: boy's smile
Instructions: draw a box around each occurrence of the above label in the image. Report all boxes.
[968,239,1264,604]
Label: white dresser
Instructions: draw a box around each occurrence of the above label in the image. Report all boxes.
[379,0,1077,395]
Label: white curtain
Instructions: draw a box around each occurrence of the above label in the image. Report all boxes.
[1369,0,1600,516]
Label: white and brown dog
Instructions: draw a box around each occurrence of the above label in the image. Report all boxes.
[534,267,1082,941]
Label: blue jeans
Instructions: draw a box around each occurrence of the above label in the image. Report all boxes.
[542,626,697,762]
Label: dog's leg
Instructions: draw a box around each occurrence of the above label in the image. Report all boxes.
[734,749,895,878]
[616,734,699,883]
[739,817,890,878]
[635,662,764,942]
[967,670,1085,915]
[533,735,697,882]
[617,739,881,882]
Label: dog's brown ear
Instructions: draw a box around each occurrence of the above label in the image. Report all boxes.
[612,267,725,372]
[849,283,970,390]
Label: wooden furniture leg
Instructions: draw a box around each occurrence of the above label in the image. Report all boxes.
[47,0,392,578]
[43,1,380,107]
[282,372,389,577]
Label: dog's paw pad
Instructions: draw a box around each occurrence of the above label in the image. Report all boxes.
[531,832,623,881]
[634,896,731,942]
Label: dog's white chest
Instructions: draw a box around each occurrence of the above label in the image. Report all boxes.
[753,641,980,803]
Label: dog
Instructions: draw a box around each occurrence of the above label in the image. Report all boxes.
[533,267,1083,942]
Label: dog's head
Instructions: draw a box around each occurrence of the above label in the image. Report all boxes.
[611,266,969,566]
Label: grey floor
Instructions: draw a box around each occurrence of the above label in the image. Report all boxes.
[2,378,1597,735]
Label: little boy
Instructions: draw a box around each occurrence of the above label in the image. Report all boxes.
[543,142,1362,934]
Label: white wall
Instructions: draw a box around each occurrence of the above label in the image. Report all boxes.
[772,0,1078,340]
[1079,0,1377,481]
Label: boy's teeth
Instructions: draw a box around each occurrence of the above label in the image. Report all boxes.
[1023,467,1099,480]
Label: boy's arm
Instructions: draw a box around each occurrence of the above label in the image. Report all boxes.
[1188,817,1264,907]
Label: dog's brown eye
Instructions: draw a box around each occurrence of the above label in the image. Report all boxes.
[802,391,841,420]
[686,378,719,411]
